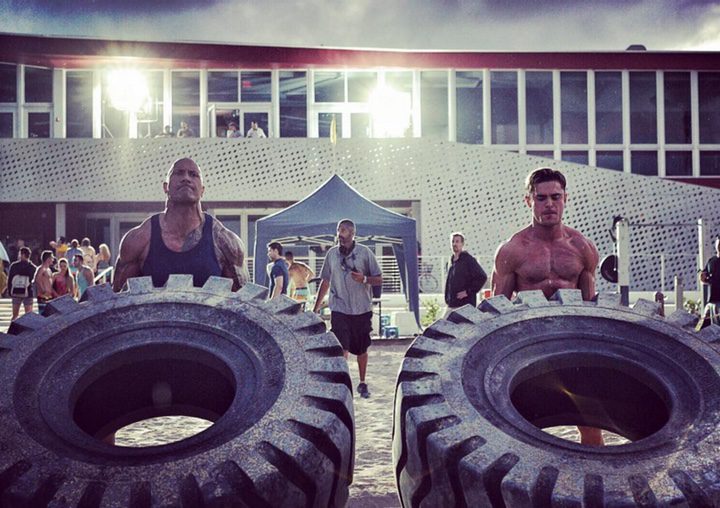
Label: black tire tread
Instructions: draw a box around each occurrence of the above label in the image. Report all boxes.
[393,288,720,507]
[1,278,353,508]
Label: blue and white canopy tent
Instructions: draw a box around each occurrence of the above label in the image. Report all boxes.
[253,174,420,326]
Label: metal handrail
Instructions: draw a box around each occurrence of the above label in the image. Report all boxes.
[94,266,113,284]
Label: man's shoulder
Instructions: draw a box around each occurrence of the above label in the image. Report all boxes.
[123,218,153,244]
[208,214,245,261]
[564,225,598,251]
[498,228,531,254]
[459,251,478,261]
[355,243,377,257]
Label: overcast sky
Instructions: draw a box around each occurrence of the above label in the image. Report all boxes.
[1,0,719,51]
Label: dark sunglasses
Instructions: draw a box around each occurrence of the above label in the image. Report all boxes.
[341,256,357,273]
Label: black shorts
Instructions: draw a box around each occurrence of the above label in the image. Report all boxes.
[331,311,372,355]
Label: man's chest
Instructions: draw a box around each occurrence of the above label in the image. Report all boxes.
[516,243,585,283]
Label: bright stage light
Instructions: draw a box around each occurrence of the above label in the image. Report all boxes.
[107,69,150,113]
[369,85,411,138]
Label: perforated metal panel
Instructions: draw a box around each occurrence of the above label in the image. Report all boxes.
[1,138,718,291]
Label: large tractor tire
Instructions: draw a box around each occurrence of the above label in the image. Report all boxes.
[393,289,720,507]
[0,275,353,507]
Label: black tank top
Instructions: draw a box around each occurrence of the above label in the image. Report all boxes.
[141,213,222,287]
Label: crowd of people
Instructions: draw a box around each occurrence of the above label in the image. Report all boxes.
[2,236,112,321]
[153,120,268,139]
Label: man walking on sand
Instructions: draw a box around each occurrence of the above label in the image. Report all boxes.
[492,166,602,446]
[313,219,382,399]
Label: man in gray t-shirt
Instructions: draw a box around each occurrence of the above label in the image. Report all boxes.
[314,219,382,398]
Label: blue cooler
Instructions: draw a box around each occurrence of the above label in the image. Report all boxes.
[383,326,399,339]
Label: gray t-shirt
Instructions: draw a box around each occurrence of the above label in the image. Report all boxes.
[319,243,382,315]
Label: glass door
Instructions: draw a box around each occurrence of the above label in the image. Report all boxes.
[210,104,271,138]
[25,110,51,138]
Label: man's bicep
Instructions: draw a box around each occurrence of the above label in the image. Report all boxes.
[112,228,146,291]
[491,244,517,298]
[578,269,596,301]
[216,227,248,291]
[491,269,516,299]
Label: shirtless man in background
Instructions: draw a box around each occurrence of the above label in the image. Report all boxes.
[113,158,247,292]
[492,166,602,446]
[284,251,315,304]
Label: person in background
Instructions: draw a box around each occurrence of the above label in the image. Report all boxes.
[226,122,242,138]
[246,121,266,138]
[34,250,55,315]
[155,125,174,138]
[267,242,289,300]
[73,254,95,300]
[52,258,75,298]
[50,236,69,260]
[285,251,315,306]
[313,219,382,399]
[176,121,195,138]
[8,246,36,320]
[700,235,720,325]
[65,239,83,276]
[443,231,487,318]
[95,243,112,283]
[81,237,97,272]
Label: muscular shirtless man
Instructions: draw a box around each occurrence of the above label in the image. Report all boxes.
[284,251,315,303]
[492,166,602,446]
[113,158,248,292]
[34,250,55,315]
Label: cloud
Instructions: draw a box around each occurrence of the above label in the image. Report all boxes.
[0,0,718,51]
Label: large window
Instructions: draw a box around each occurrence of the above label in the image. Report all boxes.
[66,71,92,138]
[561,72,588,144]
[491,71,518,144]
[595,72,622,144]
[421,71,448,140]
[386,72,413,137]
[172,71,199,136]
[456,71,483,144]
[0,64,16,102]
[630,72,657,144]
[280,71,307,138]
[318,112,341,138]
[561,151,588,165]
[596,151,624,171]
[526,72,553,144]
[699,72,720,144]
[348,72,376,103]
[0,112,12,137]
[25,67,52,103]
[664,72,691,144]
[631,151,658,175]
[315,72,344,102]
[208,71,238,103]
[28,112,50,138]
[700,151,720,176]
[140,71,164,138]
[241,71,271,102]
[665,151,692,176]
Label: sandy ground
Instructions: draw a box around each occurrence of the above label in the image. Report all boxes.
[117,339,627,506]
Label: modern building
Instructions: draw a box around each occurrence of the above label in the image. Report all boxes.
[1,33,719,291]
